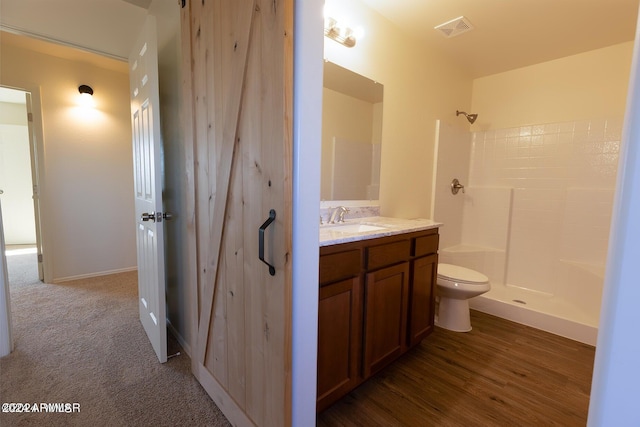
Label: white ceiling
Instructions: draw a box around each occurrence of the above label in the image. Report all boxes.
[0,0,149,60]
[0,0,638,77]
[360,0,640,78]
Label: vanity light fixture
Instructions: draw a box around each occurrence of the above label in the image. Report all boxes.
[324,16,357,48]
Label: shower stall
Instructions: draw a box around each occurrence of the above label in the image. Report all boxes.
[433,118,622,345]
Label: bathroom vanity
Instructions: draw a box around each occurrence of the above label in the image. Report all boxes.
[317,217,441,412]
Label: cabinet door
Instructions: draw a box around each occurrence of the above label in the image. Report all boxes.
[317,276,361,412]
[363,262,410,377]
[408,254,438,347]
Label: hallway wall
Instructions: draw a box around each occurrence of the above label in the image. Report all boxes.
[1,32,136,282]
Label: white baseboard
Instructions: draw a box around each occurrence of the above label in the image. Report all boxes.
[53,267,138,284]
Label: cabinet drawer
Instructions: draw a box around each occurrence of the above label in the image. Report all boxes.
[414,234,439,257]
[320,249,361,285]
[366,240,411,270]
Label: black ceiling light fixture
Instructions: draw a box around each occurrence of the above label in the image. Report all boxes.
[78,85,94,96]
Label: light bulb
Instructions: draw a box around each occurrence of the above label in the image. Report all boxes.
[79,92,95,108]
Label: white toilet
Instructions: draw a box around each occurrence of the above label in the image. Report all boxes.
[435,263,491,332]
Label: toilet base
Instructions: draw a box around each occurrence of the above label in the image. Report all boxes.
[436,297,472,332]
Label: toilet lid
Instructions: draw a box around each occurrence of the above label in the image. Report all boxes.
[437,263,489,284]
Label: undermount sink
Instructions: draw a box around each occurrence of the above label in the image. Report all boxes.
[324,223,388,233]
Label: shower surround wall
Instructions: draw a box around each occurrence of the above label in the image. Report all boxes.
[436,118,622,345]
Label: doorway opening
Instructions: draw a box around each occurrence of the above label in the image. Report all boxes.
[0,86,44,287]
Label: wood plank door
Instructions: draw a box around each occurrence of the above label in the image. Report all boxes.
[129,15,167,363]
[181,0,293,425]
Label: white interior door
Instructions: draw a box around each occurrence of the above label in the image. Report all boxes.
[0,96,36,247]
[25,92,44,281]
[0,200,13,357]
[129,15,167,363]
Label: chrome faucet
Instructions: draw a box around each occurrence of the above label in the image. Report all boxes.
[329,206,350,223]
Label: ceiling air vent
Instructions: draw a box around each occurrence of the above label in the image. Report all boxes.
[434,16,474,38]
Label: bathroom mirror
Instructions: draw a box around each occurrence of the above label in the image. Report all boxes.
[321,61,384,202]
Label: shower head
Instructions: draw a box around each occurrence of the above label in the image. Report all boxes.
[456,110,478,124]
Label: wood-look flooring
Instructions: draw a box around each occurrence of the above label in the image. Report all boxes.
[317,310,595,427]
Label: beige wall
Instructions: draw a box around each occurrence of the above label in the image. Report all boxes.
[1,33,136,281]
[323,0,473,218]
[471,41,634,129]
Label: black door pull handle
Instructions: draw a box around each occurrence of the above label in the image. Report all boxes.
[259,209,276,276]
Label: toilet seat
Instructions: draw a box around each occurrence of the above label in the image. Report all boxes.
[437,263,488,285]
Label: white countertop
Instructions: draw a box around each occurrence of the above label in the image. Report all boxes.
[319,216,443,247]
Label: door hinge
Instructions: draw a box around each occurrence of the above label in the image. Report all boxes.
[38,254,43,263]
[27,112,33,122]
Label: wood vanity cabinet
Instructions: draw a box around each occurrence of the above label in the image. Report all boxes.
[408,233,440,346]
[317,228,439,412]
[317,244,363,412]
[363,261,410,377]
[362,238,411,377]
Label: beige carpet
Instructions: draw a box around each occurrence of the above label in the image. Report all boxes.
[5,246,39,287]
[0,263,231,427]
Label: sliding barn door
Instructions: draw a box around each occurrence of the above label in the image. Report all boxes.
[181,1,293,426]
